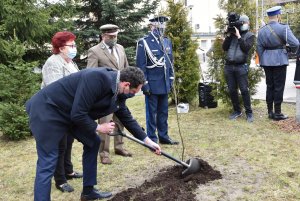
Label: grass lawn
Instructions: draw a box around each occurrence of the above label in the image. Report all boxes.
[0,95,300,201]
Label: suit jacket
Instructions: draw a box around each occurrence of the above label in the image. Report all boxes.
[257,21,299,67]
[136,32,174,94]
[41,54,79,88]
[87,41,129,70]
[25,68,147,153]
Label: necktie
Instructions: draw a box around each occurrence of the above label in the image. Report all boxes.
[109,46,117,61]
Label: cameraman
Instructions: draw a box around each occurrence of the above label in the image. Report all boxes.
[257,6,299,121]
[222,14,255,122]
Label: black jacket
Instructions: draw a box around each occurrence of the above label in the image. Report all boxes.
[223,31,255,65]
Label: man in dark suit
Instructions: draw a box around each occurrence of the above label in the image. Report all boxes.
[136,16,178,145]
[26,67,161,201]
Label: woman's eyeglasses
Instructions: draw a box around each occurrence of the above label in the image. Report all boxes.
[65,44,77,48]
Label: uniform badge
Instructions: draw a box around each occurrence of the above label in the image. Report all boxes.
[166,46,171,53]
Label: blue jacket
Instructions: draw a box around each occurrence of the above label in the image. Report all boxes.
[136,32,174,94]
[257,21,299,67]
[26,68,147,153]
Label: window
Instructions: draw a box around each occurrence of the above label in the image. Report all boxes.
[201,40,207,49]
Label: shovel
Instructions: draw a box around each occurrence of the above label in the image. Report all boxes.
[118,131,201,177]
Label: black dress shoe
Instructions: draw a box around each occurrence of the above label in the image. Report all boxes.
[56,183,74,193]
[159,138,179,145]
[66,171,83,180]
[273,113,288,121]
[268,112,274,119]
[81,189,112,201]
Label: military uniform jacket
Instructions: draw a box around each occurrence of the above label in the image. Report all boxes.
[25,68,147,153]
[136,33,174,94]
[87,41,129,70]
[257,21,299,67]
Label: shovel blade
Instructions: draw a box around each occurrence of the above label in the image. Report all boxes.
[182,158,201,177]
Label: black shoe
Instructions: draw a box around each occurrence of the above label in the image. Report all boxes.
[273,113,288,121]
[66,171,83,180]
[80,189,112,201]
[268,112,274,119]
[56,183,74,193]
[159,138,179,145]
[229,111,242,120]
[246,113,254,123]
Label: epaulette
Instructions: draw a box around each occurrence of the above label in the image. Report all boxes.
[137,36,147,42]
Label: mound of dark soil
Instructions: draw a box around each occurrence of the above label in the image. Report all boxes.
[109,158,222,201]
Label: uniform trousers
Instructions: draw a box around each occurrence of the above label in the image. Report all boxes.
[224,64,252,114]
[98,114,124,158]
[145,94,169,143]
[263,65,287,110]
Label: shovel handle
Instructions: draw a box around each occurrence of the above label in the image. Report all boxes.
[121,132,189,168]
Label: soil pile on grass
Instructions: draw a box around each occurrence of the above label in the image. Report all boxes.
[274,117,300,132]
[109,158,222,201]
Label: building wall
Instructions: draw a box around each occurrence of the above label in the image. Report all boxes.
[185,0,225,63]
[159,0,225,63]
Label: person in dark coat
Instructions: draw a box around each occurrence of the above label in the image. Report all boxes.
[25,67,161,201]
[222,14,255,122]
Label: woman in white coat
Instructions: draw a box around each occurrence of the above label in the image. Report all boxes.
[41,31,82,193]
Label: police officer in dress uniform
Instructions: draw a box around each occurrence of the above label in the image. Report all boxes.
[257,6,299,120]
[136,16,178,145]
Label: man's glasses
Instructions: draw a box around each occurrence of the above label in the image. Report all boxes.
[65,44,77,48]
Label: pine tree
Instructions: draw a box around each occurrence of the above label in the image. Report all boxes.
[0,34,40,140]
[0,0,76,64]
[165,0,200,103]
[74,0,159,66]
[285,3,300,38]
[207,0,263,106]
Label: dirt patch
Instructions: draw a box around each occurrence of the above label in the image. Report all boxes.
[274,117,300,132]
[109,158,222,201]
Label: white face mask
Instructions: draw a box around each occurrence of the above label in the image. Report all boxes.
[240,24,249,31]
[67,48,77,59]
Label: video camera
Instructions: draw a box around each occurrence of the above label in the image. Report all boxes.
[226,12,243,33]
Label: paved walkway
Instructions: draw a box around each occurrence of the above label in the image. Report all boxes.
[200,59,297,103]
[252,60,296,103]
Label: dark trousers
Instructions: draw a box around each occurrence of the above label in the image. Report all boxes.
[294,58,300,82]
[224,64,252,114]
[54,134,74,185]
[145,94,169,143]
[34,135,62,201]
[34,134,100,201]
[263,66,287,111]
